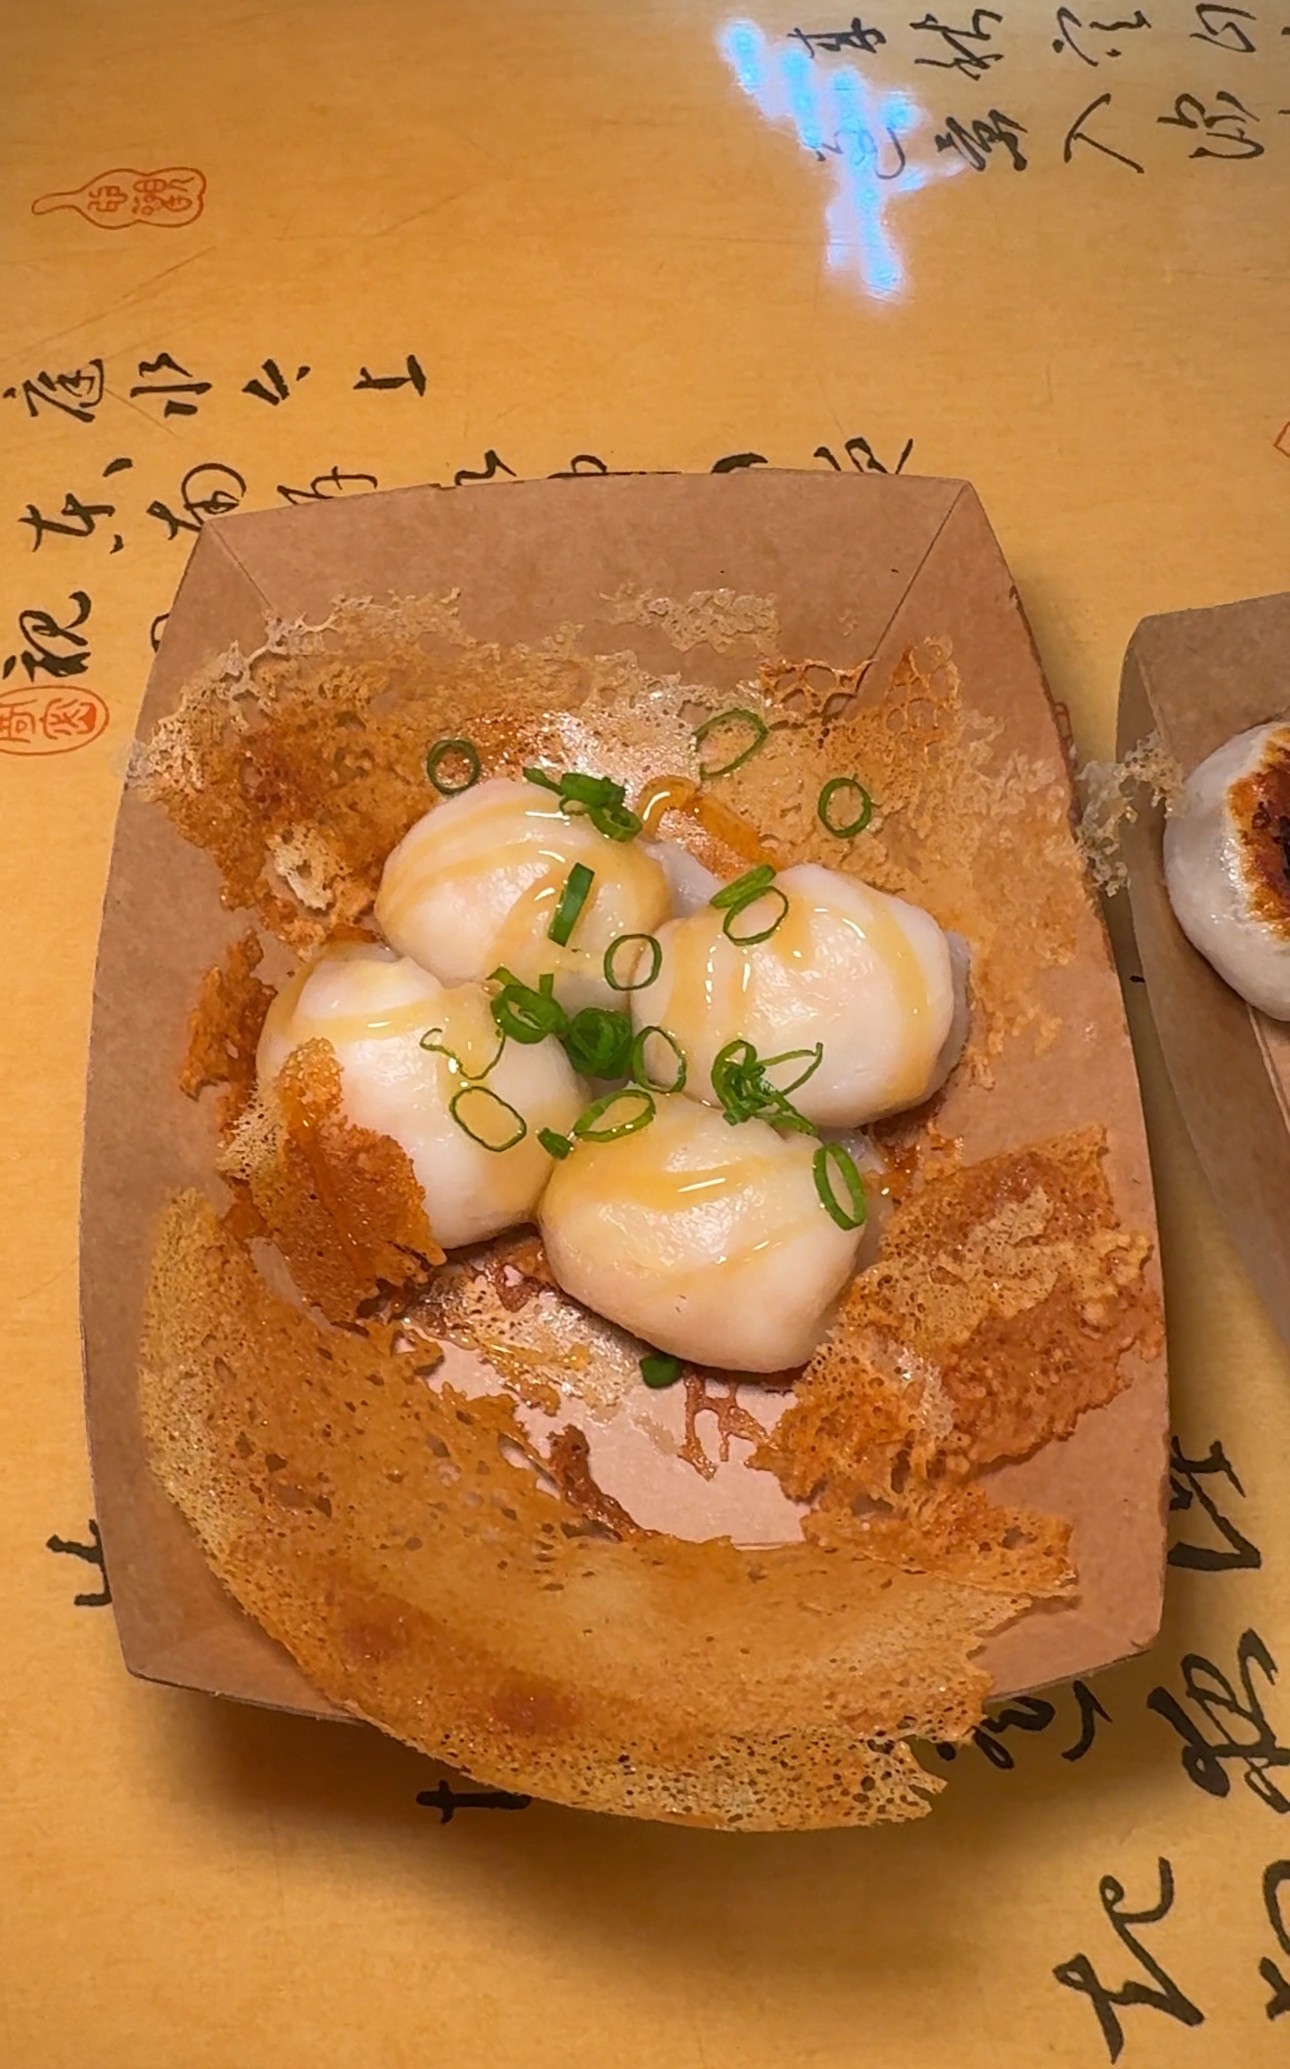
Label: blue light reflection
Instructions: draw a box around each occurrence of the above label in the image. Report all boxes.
[719,20,935,301]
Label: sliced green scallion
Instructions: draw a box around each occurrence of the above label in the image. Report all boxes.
[548,862,595,947]
[588,799,643,842]
[448,1084,527,1153]
[721,886,788,944]
[710,1038,816,1134]
[630,1025,687,1094]
[425,738,481,794]
[761,1043,824,1096]
[693,707,770,780]
[817,775,873,839]
[488,967,567,1045]
[710,863,776,910]
[563,1008,634,1079]
[557,771,622,809]
[538,1127,573,1160]
[640,1351,684,1389]
[572,1087,657,1142]
[710,863,788,944]
[419,1024,506,1080]
[603,932,662,992]
[522,765,643,842]
[812,1141,868,1229]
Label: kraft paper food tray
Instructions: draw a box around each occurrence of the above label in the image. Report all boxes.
[81,470,1169,1736]
[1119,589,1290,1349]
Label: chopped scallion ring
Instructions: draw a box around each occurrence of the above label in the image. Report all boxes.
[419,1024,506,1080]
[588,799,643,841]
[813,1142,868,1229]
[711,1037,816,1134]
[817,776,873,839]
[548,861,595,947]
[448,1084,527,1153]
[488,967,568,1045]
[603,932,662,992]
[640,1351,684,1389]
[760,1043,824,1095]
[559,771,622,808]
[693,707,770,780]
[521,765,643,842]
[425,738,481,794]
[630,1025,687,1094]
[721,887,788,945]
[563,1007,633,1079]
[538,1127,572,1160]
[710,863,776,911]
[572,1087,656,1142]
[711,863,788,944]
[711,1035,755,1097]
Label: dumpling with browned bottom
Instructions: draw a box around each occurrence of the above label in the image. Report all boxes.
[1163,720,1290,1020]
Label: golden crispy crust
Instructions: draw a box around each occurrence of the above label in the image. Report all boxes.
[232,1040,444,1324]
[178,930,273,1125]
[756,1130,1160,1526]
[141,1187,1046,1828]
[1231,725,1290,941]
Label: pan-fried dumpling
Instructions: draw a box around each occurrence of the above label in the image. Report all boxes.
[1163,720,1290,1020]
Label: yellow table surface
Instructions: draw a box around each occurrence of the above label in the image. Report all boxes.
[4,3,1290,2064]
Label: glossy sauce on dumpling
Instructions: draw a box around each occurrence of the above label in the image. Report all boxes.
[538,1094,864,1372]
[375,777,671,1011]
[257,944,583,1249]
[628,862,962,1126]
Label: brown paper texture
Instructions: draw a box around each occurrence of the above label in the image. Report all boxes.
[82,470,1167,1776]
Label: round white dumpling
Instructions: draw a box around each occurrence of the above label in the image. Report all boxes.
[1163,721,1290,1020]
[257,944,584,1249]
[375,777,672,1012]
[538,1094,865,1372]
[629,862,965,1127]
